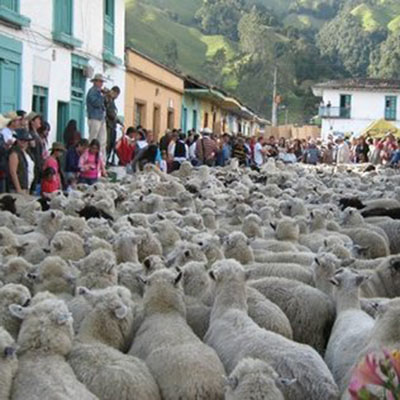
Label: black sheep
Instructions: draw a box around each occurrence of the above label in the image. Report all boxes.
[37,197,51,211]
[78,205,114,221]
[0,195,17,214]
[338,197,366,211]
[362,207,400,220]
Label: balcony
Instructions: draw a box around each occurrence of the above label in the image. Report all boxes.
[319,106,351,119]
[0,5,30,28]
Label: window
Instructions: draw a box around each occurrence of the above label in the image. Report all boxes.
[0,0,30,28]
[56,101,69,142]
[53,0,82,48]
[204,112,209,128]
[192,110,197,131]
[167,109,174,130]
[103,0,121,65]
[182,107,187,133]
[385,96,397,121]
[340,94,351,119]
[153,105,160,139]
[135,102,145,127]
[32,86,48,119]
[0,34,21,113]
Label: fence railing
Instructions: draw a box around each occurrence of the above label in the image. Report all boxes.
[319,106,351,119]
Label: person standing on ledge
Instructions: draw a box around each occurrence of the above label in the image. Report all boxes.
[86,73,107,159]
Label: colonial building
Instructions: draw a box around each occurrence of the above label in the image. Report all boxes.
[0,0,125,142]
[125,48,184,141]
[312,78,400,139]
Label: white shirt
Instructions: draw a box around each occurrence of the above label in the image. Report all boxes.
[337,142,351,164]
[24,150,35,188]
[189,142,197,159]
[254,142,263,166]
[171,141,189,163]
[136,140,148,150]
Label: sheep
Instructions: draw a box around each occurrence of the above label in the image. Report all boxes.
[0,257,35,289]
[61,215,89,235]
[113,230,139,264]
[246,262,314,285]
[253,251,315,266]
[225,358,296,400]
[130,268,226,400]
[0,326,18,400]
[193,232,224,268]
[224,231,255,265]
[312,252,341,295]
[242,214,264,239]
[204,260,339,400]
[9,298,98,400]
[134,227,163,262]
[153,219,181,255]
[0,284,31,339]
[49,230,85,261]
[359,256,400,298]
[166,241,208,268]
[371,219,400,254]
[68,286,160,400]
[201,207,218,230]
[75,249,118,289]
[30,256,78,300]
[84,236,113,253]
[324,268,374,392]
[249,276,335,354]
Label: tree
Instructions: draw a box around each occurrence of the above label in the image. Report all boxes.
[164,39,178,69]
[369,30,400,79]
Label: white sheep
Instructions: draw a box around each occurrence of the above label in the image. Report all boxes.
[225,358,293,400]
[0,283,31,339]
[113,230,139,264]
[223,231,255,265]
[0,326,18,400]
[9,297,98,400]
[50,231,85,261]
[68,286,160,400]
[205,260,339,399]
[130,268,226,400]
[324,268,374,392]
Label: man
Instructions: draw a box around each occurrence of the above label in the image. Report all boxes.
[2,111,22,146]
[336,137,351,164]
[0,114,12,193]
[104,86,122,165]
[171,133,189,171]
[86,73,107,158]
[195,128,218,167]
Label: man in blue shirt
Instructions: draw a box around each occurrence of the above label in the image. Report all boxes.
[86,73,107,158]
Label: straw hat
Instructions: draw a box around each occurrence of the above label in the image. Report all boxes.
[91,73,106,82]
[50,142,66,152]
[3,111,21,121]
[27,112,41,122]
[0,114,11,129]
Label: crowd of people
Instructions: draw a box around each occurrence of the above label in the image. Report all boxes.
[1,71,400,196]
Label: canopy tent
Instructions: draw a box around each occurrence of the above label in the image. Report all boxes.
[359,119,400,138]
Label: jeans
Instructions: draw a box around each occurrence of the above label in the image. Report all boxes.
[106,126,117,164]
[79,177,97,185]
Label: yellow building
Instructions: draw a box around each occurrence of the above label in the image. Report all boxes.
[125,48,184,140]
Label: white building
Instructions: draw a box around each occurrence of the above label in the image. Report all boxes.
[0,0,125,142]
[312,79,400,139]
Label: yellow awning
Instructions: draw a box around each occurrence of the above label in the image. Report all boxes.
[360,119,400,138]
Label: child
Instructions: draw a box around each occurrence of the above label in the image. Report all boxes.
[41,167,57,197]
[159,150,168,173]
[78,139,107,185]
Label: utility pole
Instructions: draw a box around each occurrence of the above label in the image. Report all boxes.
[271,66,278,127]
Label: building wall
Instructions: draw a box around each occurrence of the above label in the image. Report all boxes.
[200,100,223,134]
[125,50,183,140]
[0,0,125,143]
[182,94,201,133]
[321,89,400,139]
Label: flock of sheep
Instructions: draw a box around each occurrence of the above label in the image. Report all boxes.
[0,158,400,399]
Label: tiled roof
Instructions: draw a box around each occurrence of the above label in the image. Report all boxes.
[313,78,400,91]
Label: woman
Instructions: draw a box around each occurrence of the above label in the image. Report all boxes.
[27,112,43,193]
[37,121,51,160]
[354,137,369,163]
[41,142,65,195]
[8,129,35,194]
[63,119,82,149]
[78,139,107,185]
[293,139,303,161]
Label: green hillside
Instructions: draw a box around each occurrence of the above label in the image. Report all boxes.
[126,0,400,122]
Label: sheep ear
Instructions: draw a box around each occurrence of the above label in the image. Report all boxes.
[174,270,183,286]
[270,223,276,230]
[56,312,71,325]
[50,211,55,219]
[225,376,238,390]
[323,239,328,247]
[277,377,297,387]
[314,258,320,266]
[143,258,151,270]
[209,270,216,281]
[244,270,251,281]
[9,304,28,319]
[114,304,128,320]
[184,249,192,258]
[53,242,62,251]
[329,277,340,286]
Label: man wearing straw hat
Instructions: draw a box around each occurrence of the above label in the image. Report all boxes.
[86,73,107,158]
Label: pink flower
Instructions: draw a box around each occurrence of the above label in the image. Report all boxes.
[385,350,400,380]
[348,377,364,399]
[353,354,386,387]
